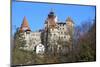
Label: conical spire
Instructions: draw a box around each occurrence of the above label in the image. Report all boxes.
[66,16,74,28]
[66,16,73,22]
[19,16,31,32]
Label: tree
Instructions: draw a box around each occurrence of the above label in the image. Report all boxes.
[73,20,96,61]
[14,27,26,48]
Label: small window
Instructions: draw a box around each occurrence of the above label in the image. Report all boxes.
[33,42,35,44]
[26,31,30,34]
[50,34,52,36]
[54,34,56,36]
[59,37,60,39]
[64,36,66,38]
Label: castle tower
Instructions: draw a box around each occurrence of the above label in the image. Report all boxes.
[45,10,58,30]
[66,16,74,27]
[66,17,74,51]
[19,16,31,32]
[66,16,74,35]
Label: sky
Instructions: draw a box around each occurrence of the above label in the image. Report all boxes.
[12,1,96,34]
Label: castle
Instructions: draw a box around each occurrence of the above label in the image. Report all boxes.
[16,11,74,55]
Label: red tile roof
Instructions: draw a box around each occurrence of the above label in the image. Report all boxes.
[19,16,31,32]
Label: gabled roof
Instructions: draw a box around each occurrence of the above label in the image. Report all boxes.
[57,22,66,24]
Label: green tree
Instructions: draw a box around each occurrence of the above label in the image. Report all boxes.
[14,28,26,48]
